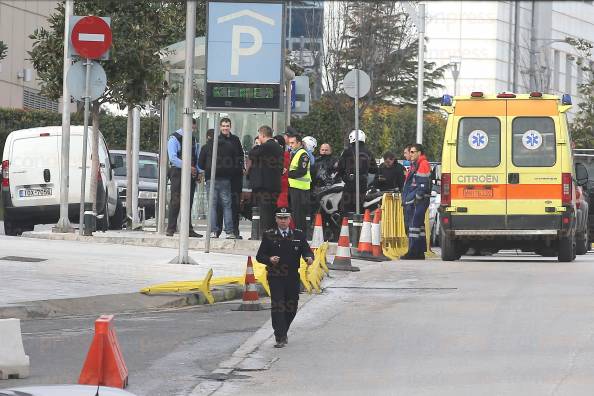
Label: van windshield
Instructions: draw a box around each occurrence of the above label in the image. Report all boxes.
[112,154,158,179]
[457,117,501,167]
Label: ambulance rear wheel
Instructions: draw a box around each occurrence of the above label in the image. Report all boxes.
[440,231,461,261]
[558,235,575,262]
[576,229,589,255]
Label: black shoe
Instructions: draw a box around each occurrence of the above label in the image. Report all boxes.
[283,336,288,345]
[189,230,203,238]
[235,234,243,240]
[166,230,174,237]
[401,253,424,260]
[274,340,285,348]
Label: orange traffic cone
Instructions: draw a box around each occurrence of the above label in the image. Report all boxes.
[311,212,324,252]
[371,208,390,261]
[328,217,360,272]
[79,315,128,389]
[353,209,380,261]
[235,256,263,311]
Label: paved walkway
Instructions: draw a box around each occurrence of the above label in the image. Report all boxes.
[0,235,253,307]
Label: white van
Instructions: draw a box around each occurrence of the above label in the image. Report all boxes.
[1,126,118,235]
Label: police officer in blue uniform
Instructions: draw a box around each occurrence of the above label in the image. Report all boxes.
[256,207,314,348]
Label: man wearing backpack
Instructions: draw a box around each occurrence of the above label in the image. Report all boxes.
[166,119,202,237]
[336,130,378,214]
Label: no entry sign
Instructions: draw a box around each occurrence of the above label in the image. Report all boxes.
[71,16,112,59]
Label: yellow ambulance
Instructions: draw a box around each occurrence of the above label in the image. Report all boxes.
[438,92,588,262]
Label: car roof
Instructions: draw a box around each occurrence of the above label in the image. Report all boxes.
[110,149,158,157]
[7,126,98,139]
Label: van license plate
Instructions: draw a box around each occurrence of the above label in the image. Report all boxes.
[463,188,493,198]
[19,188,52,197]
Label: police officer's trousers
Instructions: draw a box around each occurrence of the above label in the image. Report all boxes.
[289,187,309,231]
[405,198,429,256]
[268,275,300,342]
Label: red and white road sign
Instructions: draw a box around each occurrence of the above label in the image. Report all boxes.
[71,16,112,60]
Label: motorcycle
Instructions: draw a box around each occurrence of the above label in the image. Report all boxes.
[315,180,345,242]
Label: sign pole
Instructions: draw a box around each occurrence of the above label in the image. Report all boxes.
[205,113,220,254]
[172,0,197,264]
[79,58,92,235]
[354,69,360,215]
[157,72,170,234]
[131,106,141,229]
[416,3,425,144]
[55,0,74,233]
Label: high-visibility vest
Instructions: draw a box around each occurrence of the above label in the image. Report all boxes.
[288,148,311,190]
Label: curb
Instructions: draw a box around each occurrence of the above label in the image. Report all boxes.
[0,283,269,320]
[21,231,338,255]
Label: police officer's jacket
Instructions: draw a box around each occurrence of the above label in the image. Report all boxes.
[402,154,431,205]
[256,228,314,277]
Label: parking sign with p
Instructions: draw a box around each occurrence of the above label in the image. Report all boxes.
[205,1,285,111]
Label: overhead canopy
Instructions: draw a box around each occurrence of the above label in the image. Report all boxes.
[161,36,206,71]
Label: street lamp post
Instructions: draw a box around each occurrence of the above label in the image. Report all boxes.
[449,56,461,96]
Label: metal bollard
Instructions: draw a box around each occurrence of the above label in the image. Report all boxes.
[305,214,313,240]
[250,206,261,240]
[351,213,363,248]
[83,211,96,236]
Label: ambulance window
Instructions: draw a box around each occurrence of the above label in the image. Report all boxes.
[457,117,501,167]
[512,117,556,167]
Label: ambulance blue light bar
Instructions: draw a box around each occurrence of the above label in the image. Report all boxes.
[562,94,572,105]
[441,94,453,106]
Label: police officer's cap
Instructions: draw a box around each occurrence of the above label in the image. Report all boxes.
[275,207,292,217]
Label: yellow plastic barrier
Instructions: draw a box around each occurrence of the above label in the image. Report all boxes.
[140,268,215,304]
[381,193,434,259]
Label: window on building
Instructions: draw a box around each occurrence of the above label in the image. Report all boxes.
[565,54,573,95]
[23,87,59,112]
[288,7,323,39]
[553,50,560,91]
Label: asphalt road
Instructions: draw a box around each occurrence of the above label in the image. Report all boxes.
[209,251,594,396]
[1,302,270,396]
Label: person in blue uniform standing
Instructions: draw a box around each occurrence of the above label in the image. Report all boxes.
[256,207,314,348]
[401,143,431,259]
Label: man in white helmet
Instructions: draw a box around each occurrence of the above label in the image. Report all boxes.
[336,130,378,214]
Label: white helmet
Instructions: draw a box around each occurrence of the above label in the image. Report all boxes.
[303,136,318,151]
[349,130,366,144]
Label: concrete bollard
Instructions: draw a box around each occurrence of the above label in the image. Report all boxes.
[83,211,96,236]
[0,318,30,379]
[250,206,261,240]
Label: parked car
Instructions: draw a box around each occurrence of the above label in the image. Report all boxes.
[108,150,159,228]
[574,149,594,247]
[1,126,118,235]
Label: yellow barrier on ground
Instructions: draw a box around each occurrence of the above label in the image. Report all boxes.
[140,242,332,302]
[140,268,215,304]
[381,194,435,259]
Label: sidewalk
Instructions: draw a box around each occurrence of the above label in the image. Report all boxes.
[21,221,338,255]
[0,234,262,319]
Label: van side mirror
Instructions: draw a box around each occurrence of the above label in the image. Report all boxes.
[575,162,589,186]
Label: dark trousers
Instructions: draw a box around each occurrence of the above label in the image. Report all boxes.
[405,198,429,256]
[289,187,309,232]
[167,168,196,233]
[268,275,300,342]
[254,190,279,234]
[217,175,242,236]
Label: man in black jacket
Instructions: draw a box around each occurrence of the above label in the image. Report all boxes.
[256,207,314,348]
[336,130,378,214]
[375,151,405,191]
[198,120,243,238]
[248,125,283,234]
[215,117,244,238]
